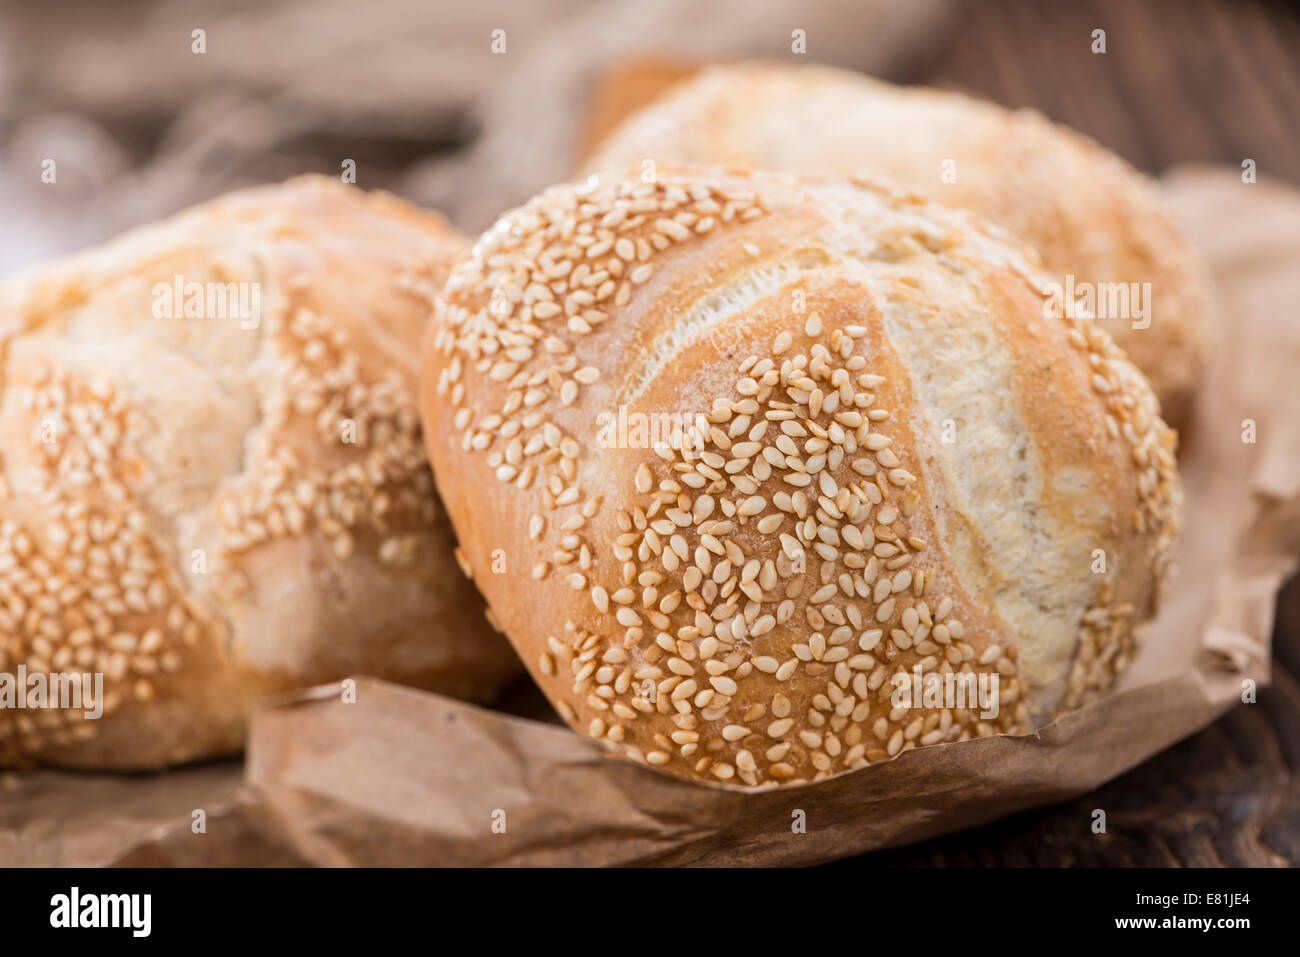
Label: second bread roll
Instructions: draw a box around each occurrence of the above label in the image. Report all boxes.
[0,176,519,769]
[584,62,1209,432]
[421,167,1181,788]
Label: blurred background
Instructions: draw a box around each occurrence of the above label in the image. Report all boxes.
[3,0,1298,271]
[1,0,1297,865]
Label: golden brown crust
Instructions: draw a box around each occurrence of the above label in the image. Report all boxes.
[421,167,1181,788]
[583,61,1209,433]
[0,176,520,769]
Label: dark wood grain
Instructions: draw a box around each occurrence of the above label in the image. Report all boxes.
[926,0,1300,185]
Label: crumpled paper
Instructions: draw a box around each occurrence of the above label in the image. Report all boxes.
[4,165,1298,867]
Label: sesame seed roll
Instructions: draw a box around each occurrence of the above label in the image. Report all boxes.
[421,167,1182,788]
[0,176,519,769]
[584,61,1209,433]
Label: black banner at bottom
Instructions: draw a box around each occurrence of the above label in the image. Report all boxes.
[0,865,1286,943]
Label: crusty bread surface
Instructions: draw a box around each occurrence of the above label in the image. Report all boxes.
[0,176,520,769]
[584,62,1209,431]
[421,166,1182,788]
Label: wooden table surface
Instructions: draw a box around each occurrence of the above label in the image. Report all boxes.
[926,0,1300,187]
[846,0,1300,868]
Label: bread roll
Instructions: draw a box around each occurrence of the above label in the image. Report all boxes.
[0,176,519,770]
[577,58,702,162]
[421,167,1182,788]
[584,62,1208,431]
